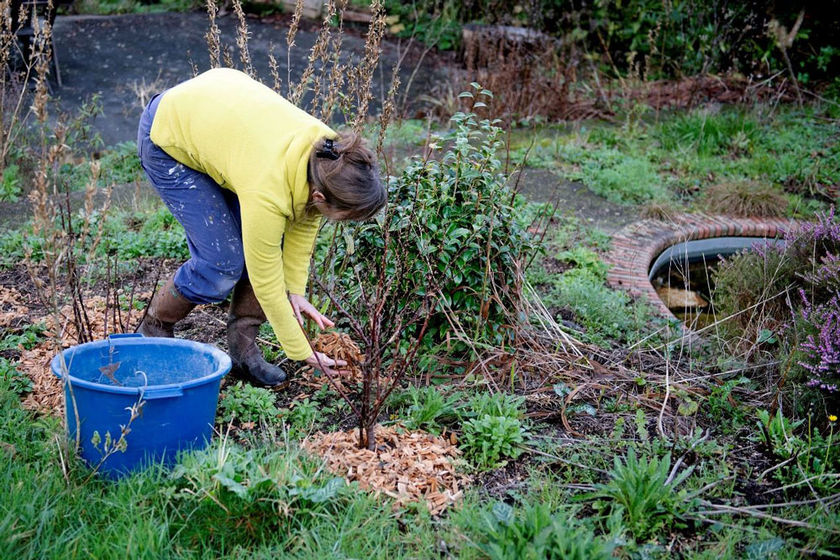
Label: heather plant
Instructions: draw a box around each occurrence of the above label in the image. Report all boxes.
[713,208,840,405]
[795,293,840,401]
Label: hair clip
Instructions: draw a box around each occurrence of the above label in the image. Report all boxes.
[316,138,340,160]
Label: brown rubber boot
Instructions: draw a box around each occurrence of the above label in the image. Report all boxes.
[227,277,289,388]
[137,277,196,338]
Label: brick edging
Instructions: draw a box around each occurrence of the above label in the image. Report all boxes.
[604,213,798,319]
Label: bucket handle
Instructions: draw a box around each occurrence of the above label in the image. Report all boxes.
[142,386,184,400]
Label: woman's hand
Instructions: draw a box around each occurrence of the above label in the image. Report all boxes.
[305,351,347,376]
[289,294,335,330]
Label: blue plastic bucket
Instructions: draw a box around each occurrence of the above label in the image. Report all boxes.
[50,333,231,478]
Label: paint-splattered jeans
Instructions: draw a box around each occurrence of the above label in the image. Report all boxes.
[137,92,245,304]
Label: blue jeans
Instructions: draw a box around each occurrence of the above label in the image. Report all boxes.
[137,93,244,304]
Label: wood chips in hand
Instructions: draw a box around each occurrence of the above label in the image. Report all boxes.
[303,424,468,516]
[300,332,389,392]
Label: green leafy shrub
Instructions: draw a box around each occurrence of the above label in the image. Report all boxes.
[476,502,613,560]
[325,92,538,354]
[461,414,524,470]
[217,382,280,425]
[584,447,694,542]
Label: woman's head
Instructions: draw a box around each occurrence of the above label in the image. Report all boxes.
[308,132,386,221]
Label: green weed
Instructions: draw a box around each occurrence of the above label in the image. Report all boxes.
[0,163,22,202]
[584,447,695,542]
[462,391,525,421]
[473,502,613,560]
[217,381,280,425]
[0,357,31,396]
[400,385,463,434]
[461,414,525,471]
[281,398,319,439]
[0,323,46,351]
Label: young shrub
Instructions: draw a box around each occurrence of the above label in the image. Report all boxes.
[325,88,539,354]
[584,447,695,543]
[217,381,280,425]
[460,414,524,471]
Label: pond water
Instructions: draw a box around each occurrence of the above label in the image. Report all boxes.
[648,237,781,329]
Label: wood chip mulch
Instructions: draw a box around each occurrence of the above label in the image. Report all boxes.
[303,424,469,516]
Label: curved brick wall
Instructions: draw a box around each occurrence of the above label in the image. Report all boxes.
[604,213,797,318]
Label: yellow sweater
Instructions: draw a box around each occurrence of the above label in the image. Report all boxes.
[150,68,336,360]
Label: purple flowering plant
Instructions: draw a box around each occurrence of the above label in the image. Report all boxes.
[789,207,840,400]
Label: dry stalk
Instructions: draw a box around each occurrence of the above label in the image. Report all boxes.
[231,0,254,77]
[285,0,304,98]
[204,0,222,68]
[290,0,337,108]
[348,0,386,130]
[268,44,282,93]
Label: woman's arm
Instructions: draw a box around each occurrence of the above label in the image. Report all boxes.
[239,194,312,361]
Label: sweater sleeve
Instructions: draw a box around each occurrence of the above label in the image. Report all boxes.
[283,213,322,295]
[239,192,312,361]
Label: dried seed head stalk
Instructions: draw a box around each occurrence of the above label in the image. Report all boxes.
[222,45,234,68]
[303,0,339,113]
[232,0,254,77]
[268,43,282,93]
[290,0,335,106]
[350,0,386,130]
[286,0,304,97]
[318,0,348,121]
[204,0,222,68]
[81,160,112,255]
[30,11,51,123]
[376,64,400,170]
[0,0,12,72]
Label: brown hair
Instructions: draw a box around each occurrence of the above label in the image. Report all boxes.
[307,131,386,221]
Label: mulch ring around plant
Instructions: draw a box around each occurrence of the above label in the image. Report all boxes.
[303,424,469,516]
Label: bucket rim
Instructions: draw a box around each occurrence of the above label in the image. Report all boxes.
[50,335,232,395]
